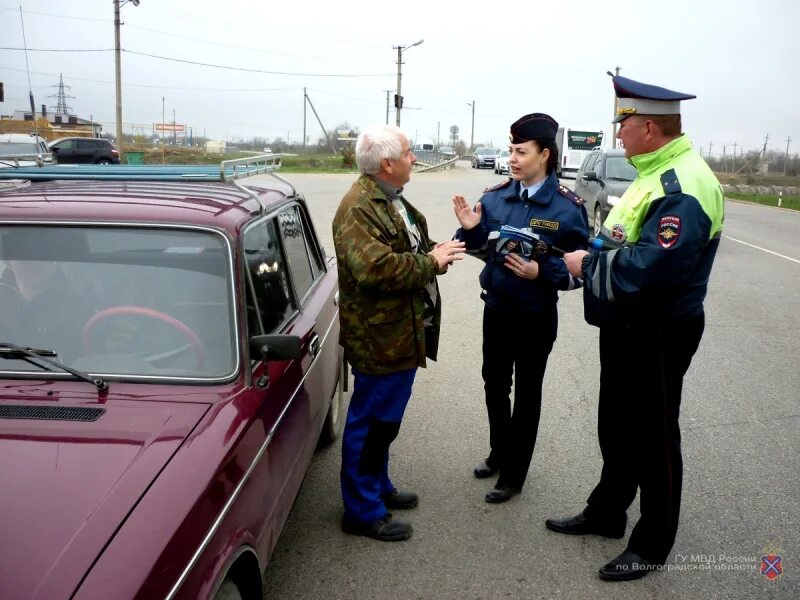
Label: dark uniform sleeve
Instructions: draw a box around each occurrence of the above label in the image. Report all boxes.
[583,192,712,302]
[334,203,437,292]
[537,203,589,290]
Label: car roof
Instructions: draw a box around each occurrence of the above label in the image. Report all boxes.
[50,137,109,143]
[1,133,47,142]
[0,158,295,233]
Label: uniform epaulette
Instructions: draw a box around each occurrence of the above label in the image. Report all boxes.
[558,185,586,206]
[483,178,513,193]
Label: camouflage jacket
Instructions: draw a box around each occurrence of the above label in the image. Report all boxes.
[332,174,441,374]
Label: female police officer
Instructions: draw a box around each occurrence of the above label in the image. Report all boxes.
[453,113,589,503]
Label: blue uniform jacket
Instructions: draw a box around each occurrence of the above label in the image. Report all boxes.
[455,171,589,313]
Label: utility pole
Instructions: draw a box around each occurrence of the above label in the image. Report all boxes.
[384,90,391,125]
[708,141,713,161]
[114,0,123,156]
[722,145,727,173]
[761,133,769,159]
[732,141,737,172]
[784,136,792,175]
[161,96,165,164]
[173,107,177,146]
[303,87,307,154]
[609,67,621,148]
[467,101,475,152]
[437,121,440,147]
[393,40,423,127]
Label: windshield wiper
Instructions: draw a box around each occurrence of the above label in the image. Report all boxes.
[0,342,109,392]
[607,176,633,182]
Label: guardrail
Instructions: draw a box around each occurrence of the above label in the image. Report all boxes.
[413,150,459,172]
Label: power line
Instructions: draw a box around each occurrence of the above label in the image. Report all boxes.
[0,46,114,52]
[0,5,108,22]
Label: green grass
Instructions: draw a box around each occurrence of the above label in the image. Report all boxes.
[279,154,357,174]
[128,148,357,173]
[726,192,800,210]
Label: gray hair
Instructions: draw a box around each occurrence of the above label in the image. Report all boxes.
[356,125,408,175]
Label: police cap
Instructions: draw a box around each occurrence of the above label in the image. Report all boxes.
[509,113,558,144]
[611,75,696,124]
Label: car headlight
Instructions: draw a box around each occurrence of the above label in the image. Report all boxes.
[607,195,622,207]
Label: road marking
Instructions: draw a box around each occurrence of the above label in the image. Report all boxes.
[725,236,800,265]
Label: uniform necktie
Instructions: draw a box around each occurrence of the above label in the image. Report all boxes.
[521,189,529,202]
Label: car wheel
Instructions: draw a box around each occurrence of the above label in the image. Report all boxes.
[213,579,243,600]
[593,205,603,236]
[317,360,348,448]
[97,158,112,165]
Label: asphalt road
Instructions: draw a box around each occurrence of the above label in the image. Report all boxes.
[251,163,799,600]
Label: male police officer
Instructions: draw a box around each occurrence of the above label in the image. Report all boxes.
[333,125,465,541]
[551,76,724,580]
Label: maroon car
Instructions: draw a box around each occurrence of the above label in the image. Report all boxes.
[0,159,344,599]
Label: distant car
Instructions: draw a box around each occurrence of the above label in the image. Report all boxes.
[471,147,499,169]
[48,137,120,164]
[263,147,273,154]
[0,159,344,600]
[574,148,638,235]
[0,133,55,167]
[494,149,510,174]
[438,146,456,157]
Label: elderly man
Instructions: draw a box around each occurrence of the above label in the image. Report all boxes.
[550,76,725,581]
[333,125,465,541]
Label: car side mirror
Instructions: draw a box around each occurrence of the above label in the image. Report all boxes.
[51,146,59,153]
[584,171,598,181]
[249,334,302,361]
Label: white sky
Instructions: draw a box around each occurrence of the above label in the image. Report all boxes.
[1,0,797,156]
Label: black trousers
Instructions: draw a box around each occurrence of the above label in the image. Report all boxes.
[584,313,705,564]
[482,303,557,489]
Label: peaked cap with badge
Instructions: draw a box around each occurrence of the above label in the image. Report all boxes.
[611,75,696,123]
[509,113,559,144]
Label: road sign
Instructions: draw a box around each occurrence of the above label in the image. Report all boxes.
[155,123,185,132]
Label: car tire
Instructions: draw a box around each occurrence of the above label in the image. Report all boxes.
[317,360,348,448]
[97,158,112,165]
[213,579,243,600]
[593,205,603,237]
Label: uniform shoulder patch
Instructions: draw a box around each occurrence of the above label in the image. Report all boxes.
[558,185,586,205]
[483,178,513,193]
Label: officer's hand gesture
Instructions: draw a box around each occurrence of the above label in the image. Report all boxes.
[504,253,539,279]
[452,195,482,230]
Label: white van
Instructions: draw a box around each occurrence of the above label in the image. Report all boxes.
[413,143,435,152]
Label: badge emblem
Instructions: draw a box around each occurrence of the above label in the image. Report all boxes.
[610,224,626,243]
[657,216,681,248]
[760,554,782,580]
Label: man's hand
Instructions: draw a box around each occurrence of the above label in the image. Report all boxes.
[504,253,539,279]
[452,195,482,230]
[564,250,589,278]
[429,240,466,273]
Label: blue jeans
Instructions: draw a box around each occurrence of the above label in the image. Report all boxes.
[341,367,417,522]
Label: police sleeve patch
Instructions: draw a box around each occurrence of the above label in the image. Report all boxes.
[483,178,513,193]
[558,185,586,205]
[657,215,681,248]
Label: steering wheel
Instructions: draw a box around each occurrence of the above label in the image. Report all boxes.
[82,305,206,369]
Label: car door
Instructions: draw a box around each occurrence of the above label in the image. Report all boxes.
[76,139,97,163]
[52,139,77,163]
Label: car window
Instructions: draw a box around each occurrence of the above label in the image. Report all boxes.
[55,139,74,150]
[580,153,597,174]
[278,205,316,302]
[605,156,638,181]
[0,225,236,379]
[0,142,39,155]
[77,139,96,149]
[243,218,295,334]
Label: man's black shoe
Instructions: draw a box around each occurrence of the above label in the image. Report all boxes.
[382,489,419,510]
[473,459,499,479]
[544,512,626,539]
[485,486,521,503]
[598,550,653,581]
[341,513,413,542]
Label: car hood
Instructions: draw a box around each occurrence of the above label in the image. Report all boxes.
[605,180,633,197]
[0,392,210,599]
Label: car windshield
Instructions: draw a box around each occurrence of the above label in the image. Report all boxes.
[0,142,39,155]
[605,156,638,181]
[499,150,510,157]
[476,148,493,155]
[0,225,237,381]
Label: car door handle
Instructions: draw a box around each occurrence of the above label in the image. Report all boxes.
[308,333,320,357]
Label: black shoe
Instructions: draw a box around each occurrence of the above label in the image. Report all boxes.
[598,550,653,581]
[544,512,626,539]
[341,513,413,542]
[484,486,521,504]
[382,489,419,510]
[474,459,499,479]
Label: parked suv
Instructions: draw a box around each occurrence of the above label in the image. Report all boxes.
[574,148,638,235]
[49,137,120,164]
[0,157,344,600]
[471,147,499,169]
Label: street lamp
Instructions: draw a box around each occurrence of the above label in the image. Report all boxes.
[114,0,140,159]
[466,101,475,152]
[607,67,620,148]
[393,39,424,127]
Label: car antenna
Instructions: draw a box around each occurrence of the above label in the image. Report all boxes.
[19,7,43,160]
